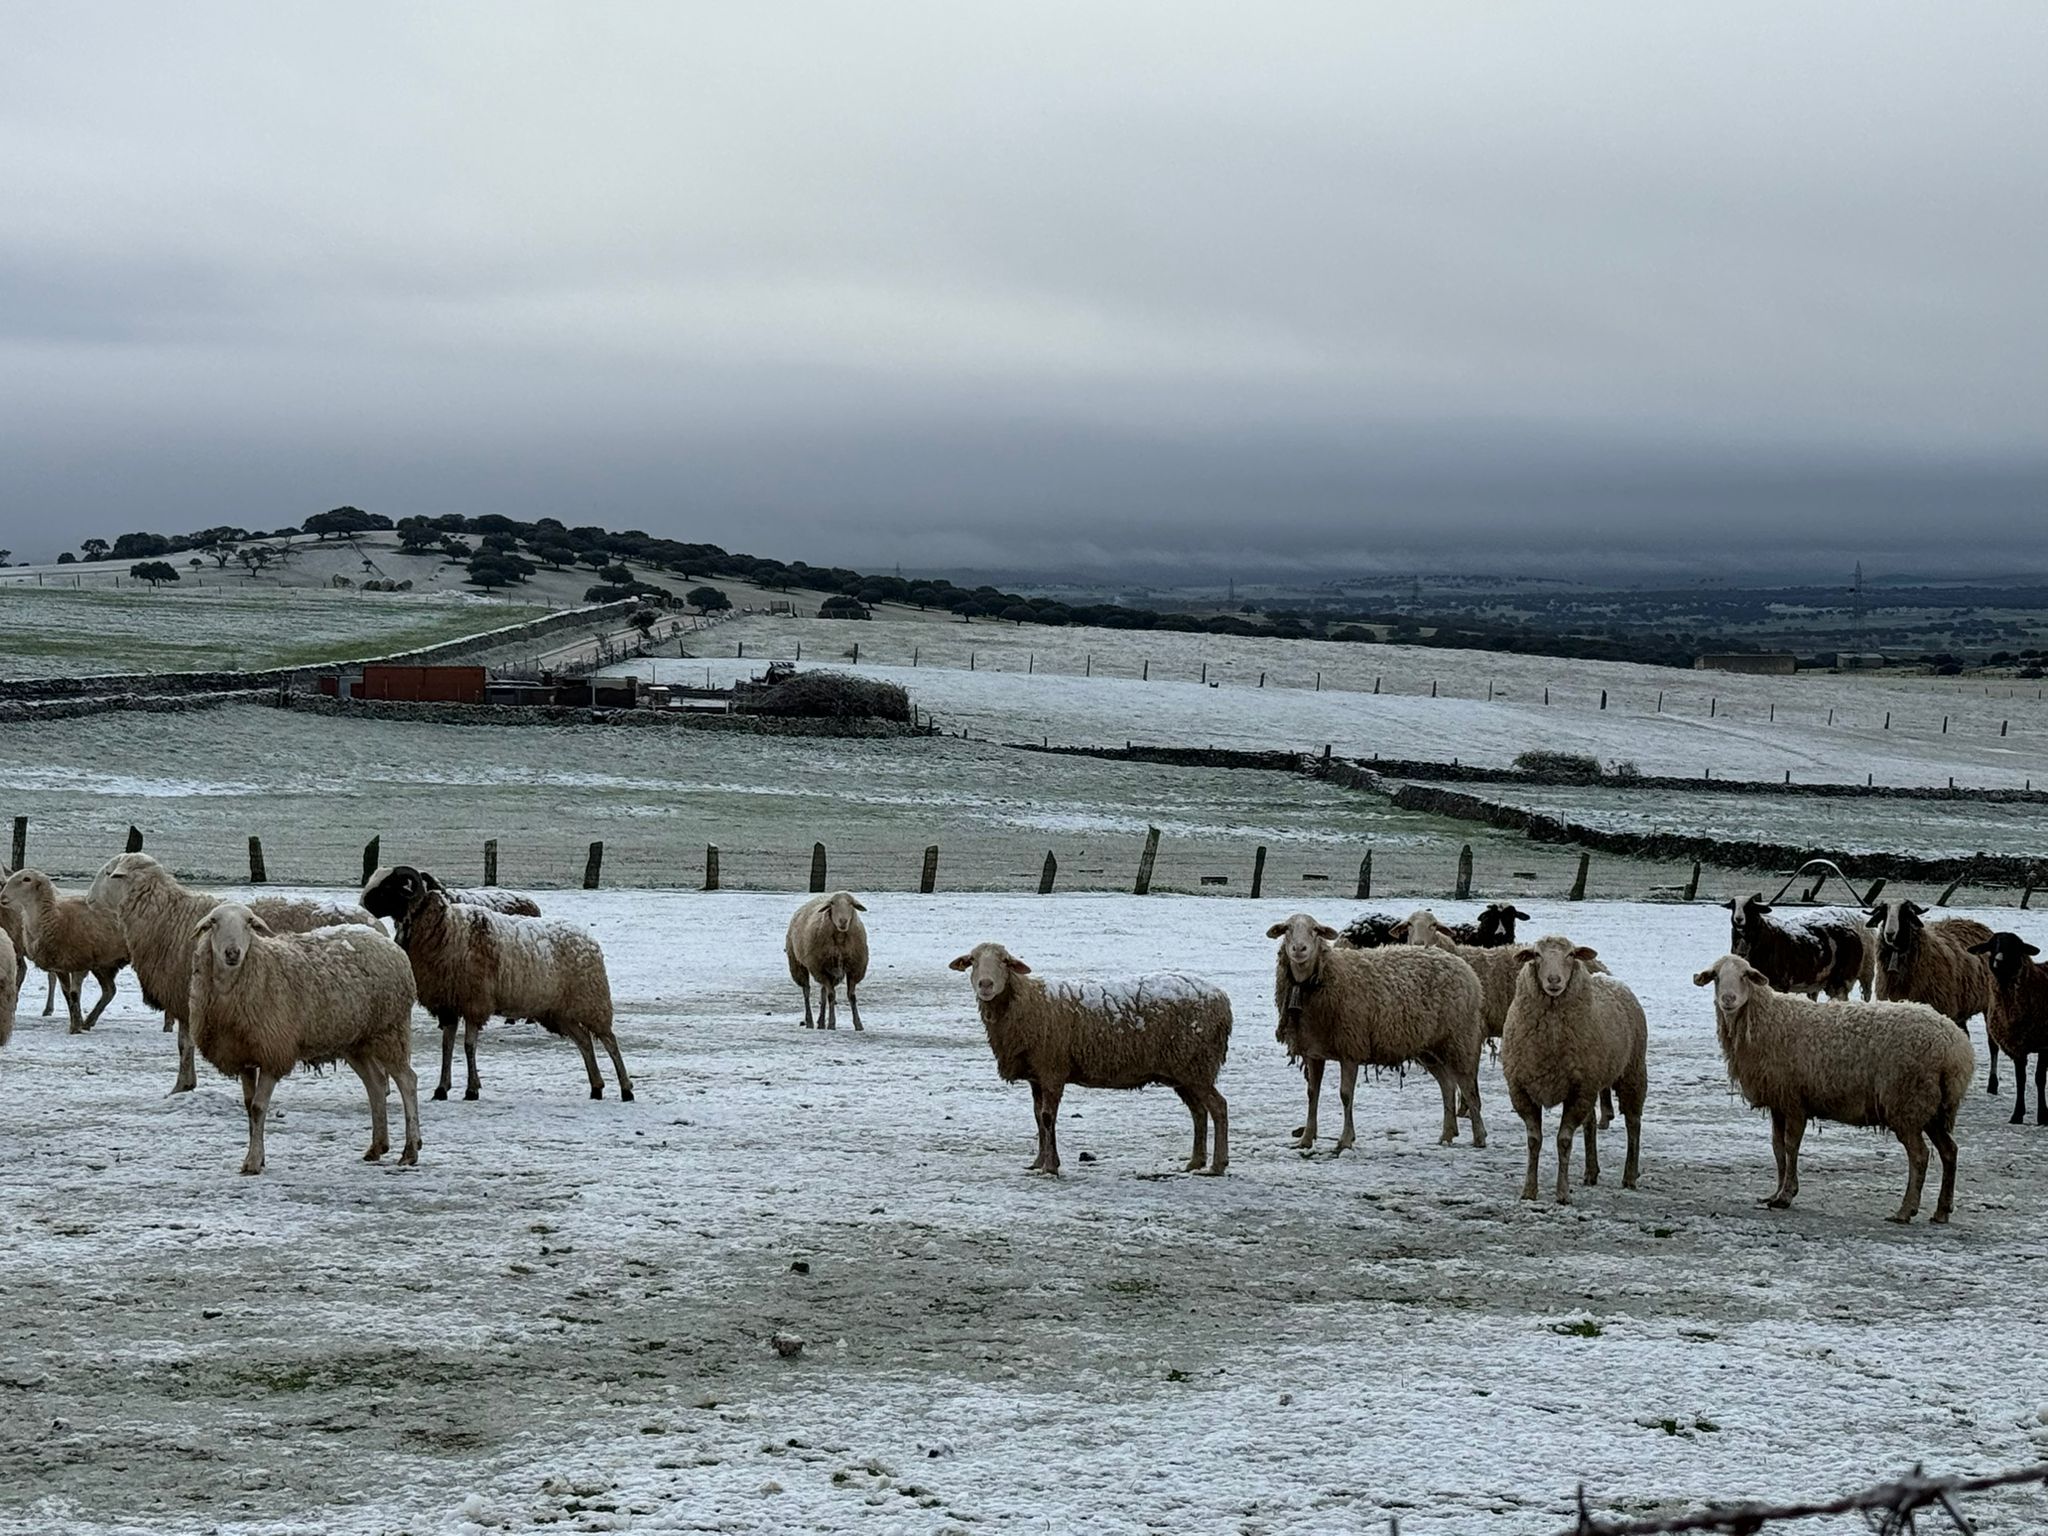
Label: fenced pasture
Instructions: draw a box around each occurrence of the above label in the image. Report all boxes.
[2,894,2044,1535]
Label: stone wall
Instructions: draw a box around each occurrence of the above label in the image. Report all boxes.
[276,693,925,737]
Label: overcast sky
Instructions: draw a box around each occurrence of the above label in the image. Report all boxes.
[3,3,2043,581]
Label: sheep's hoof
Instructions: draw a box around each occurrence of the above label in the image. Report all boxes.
[1470,1133,1486,1150]
[1931,1209,1951,1225]
[2011,1110,2026,1126]
[1194,1163,1227,1178]
[399,1146,419,1167]
[620,1088,634,1103]
[363,1148,384,1163]
[1764,1196,1791,1210]
[589,1087,603,1100]
[161,1018,174,1033]
[432,1086,449,1101]
[1518,1186,1538,1202]
[1622,1174,1638,1190]
[169,1081,194,1097]
[1886,1211,1914,1225]
[2036,1111,2047,1127]
[239,1162,263,1176]
[67,1024,87,1036]
[1584,1172,1600,1187]
[463,1087,480,1101]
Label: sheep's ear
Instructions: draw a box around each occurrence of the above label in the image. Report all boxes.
[1902,900,1925,917]
[247,913,273,936]
[193,912,217,939]
[1573,945,1599,964]
[1692,967,1715,987]
[1864,907,1884,926]
[947,955,974,971]
[1002,955,1032,975]
[1515,946,1539,969]
[1265,923,1290,939]
[1388,921,1410,940]
[1751,902,1771,915]
[2024,941,2041,958]
[1720,899,1736,912]
[1511,907,1531,920]
[1967,940,1993,956]
[1314,924,1339,941]
[851,899,866,911]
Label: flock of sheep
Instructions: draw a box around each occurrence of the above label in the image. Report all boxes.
[1,855,2043,1222]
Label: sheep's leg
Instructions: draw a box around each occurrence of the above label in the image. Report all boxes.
[1198,1085,1229,1176]
[240,1067,277,1175]
[599,1030,634,1102]
[1293,1058,1324,1149]
[2010,1051,2030,1126]
[846,981,862,1032]
[1772,1111,1805,1210]
[393,1055,422,1166]
[351,1057,389,1161]
[1581,1106,1600,1187]
[798,975,814,1028]
[2036,1054,2046,1127]
[79,968,115,1030]
[1619,1076,1645,1190]
[1461,1069,1487,1149]
[1512,1089,1542,1202]
[1987,1036,1999,1095]
[1422,1059,1457,1145]
[563,1023,604,1099]
[1036,1080,1065,1175]
[40,971,55,1017]
[1553,1103,1584,1205]
[432,1011,458,1100]
[1929,1120,1958,1224]
[1026,1081,1049,1170]
[462,1018,485,1101]
[822,980,838,1031]
[59,973,86,1033]
[1174,1085,1207,1171]
[1598,1088,1614,1129]
[1335,1060,1358,1152]
[1890,1124,1929,1224]
[170,1019,199,1095]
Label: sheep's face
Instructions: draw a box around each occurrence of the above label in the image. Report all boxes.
[1519,935,1596,1000]
[195,902,272,974]
[87,852,158,915]
[1267,914,1337,981]
[824,892,866,934]
[1970,932,2041,983]
[1693,954,1770,1016]
[950,943,1030,1003]
[0,870,47,913]
[1724,895,1770,955]
[1475,904,1531,944]
[1867,900,1924,971]
[360,865,428,921]
[1393,909,1437,946]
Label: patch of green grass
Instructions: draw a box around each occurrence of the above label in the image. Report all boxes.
[1549,1318,1604,1338]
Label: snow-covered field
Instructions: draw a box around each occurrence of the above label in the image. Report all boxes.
[4,892,2046,1535]
[612,624,2048,789]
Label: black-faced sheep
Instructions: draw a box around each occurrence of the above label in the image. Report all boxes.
[1269,913,1486,1153]
[1725,895,1874,1001]
[1695,953,1973,1224]
[1501,936,1647,1204]
[365,866,542,918]
[950,941,1231,1176]
[0,868,126,1032]
[1968,933,2048,1126]
[1866,900,1993,1090]
[785,891,869,1030]
[188,902,420,1174]
[359,864,631,1102]
[1337,911,1404,949]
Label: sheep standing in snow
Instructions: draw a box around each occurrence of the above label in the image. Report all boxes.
[0,931,17,1047]
[1969,933,2048,1126]
[1694,953,1973,1224]
[785,892,869,1030]
[1500,936,1647,1204]
[0,868,126,1032]
[1725,895,1874,1001]
[0,883,55,1019]
[364,866,542,918]
[1866,900,1993,1089]
[1392,908,1526,1043]
[90,852,378,1093]
[1453,903,1533,947]
[950,941,1231,1175]
[188,902,420,1174]
[1269,913,1486,1153]
[1337,911,1404,949]
[358,864,631,1102]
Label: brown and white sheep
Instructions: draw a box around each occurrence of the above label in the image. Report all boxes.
[359,864,630,1102]
[1269,913,1486,1154]
[1725,895,1874,1001]
[1694,953,1973,1224]
[950,941,1231,1176]
[0,868,126,1032]
[1969,933,2048,1126]
[785,891,869,1030]
[188,902,420,1174]
[1866,900,1993,1089]
[90,852,378,1093]
[1500,936,1647,1204]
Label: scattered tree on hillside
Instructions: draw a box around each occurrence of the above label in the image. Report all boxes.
[112,532,171,560]
[438,536,470,561]
[817,595,870,620]
[130,560,180,588]
[686,585,731,615]
[79,538,110,561]
[630,608,659,639]
[398,524,442,554]
[236,545,277,573]
[303,506,390,540]
[466,552,535,591]
[600,562,633,586]
[0,549,10,566]
[56,552,75,565]
[531,541,577,569]
[1000,603,1035,625]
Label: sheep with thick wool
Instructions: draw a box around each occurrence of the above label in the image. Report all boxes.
[1392,908,1527,1042]
[358,864,631,1102]
[1694,953,1973,1224]
[1726,895,1875,1001]
[1969,932,2048,1126]
[0,931,17,1047]
[1269,913,1486,1153]
[1500,935,1647,1204]
[785,891,869,1030]
[950,941,1231,1175]
[364,866,542,918]
[1867,900,1993,1089]
[90,853,377,1094]
[0,868,126,1032]
[188,902,420,1174]
[0,885,55,1019]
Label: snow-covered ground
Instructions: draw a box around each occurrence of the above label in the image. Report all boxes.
[5,892,2046,1534]
[610,629,2048,789]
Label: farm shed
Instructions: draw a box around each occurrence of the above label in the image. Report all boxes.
[318,665,487,703]
[1693,652,1797,675]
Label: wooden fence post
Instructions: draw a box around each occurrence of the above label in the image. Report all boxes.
[9,816,23,872]
[248,836,267,884]
[583,841,604,889]
[1568,851,1590,901]
[1133,826,1161,896]
[920,844,939,894]
[704,844,720,891]
[809,842,827,893]
[1356,851,1372,900]
[361,835,380,887]
[1142,659,1149,680]
[1039,851,1058,895]
[1936,872,1965,907]
[1454,844,1473,900]
[483,838,499,886]
[1250,845,1267,900]
[125,825,144,853]
[1683,860,1701,901]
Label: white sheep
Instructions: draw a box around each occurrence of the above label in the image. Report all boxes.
[188,901,421,1174]
[785,892,869,1030]
[1694,953,1974,1224]
[0,879,56,1019]
[0,868,126,1032]
[1393,908,1526,1042]
[89,853,377,1094]
[0,930,17,1047]
[1269,913,1486,1153]
[1500,935,1647,1204]
[358,864,631,1102]
[950,941,1231,1175]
